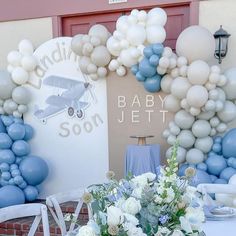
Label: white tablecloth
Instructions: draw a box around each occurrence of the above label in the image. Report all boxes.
[202,218,236,235]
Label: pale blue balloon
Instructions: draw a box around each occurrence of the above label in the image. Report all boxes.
[13,117,23,124]
[214,136,222,144]
[190,169,212,187]
[11,169,21,177]
[212,143,222,154]
[10,164,18,170]
[205,155,227,176]
[8,178,15,185]
[14,176,24,185]
[0,133,12,149]
[1,171,11,181]
[0,118,6,133]
[214,178,227,184]
[197,163,207,172]
[1,115,14,127]
[8,123,26,141]
[19,156,48,186]
[135,71,146,82]
[0,179,9,187]
[220,167,236,181]
[152,43,164,55]
[12,140,30,156]
[149,54,159,66]
[0,163,9,172]
[15,157,22,165]
[143,46,153,58]
[210,175,217,182]
[0,150,15,164]
[144,75,161,93]
[208,151,215,157]
[18,181,27,189]
[0,185,25,208]
[23,124,34,141]
[24,186,39,202]
[131,64,139,75]
[227,157,236,168]
[222,128,236,158]
[139,58,156,77]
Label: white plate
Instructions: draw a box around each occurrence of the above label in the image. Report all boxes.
[207,207,236,221]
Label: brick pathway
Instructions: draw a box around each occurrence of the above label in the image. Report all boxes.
[0,201,89,236]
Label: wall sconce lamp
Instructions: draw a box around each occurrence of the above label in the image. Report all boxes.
[214,25,231,64]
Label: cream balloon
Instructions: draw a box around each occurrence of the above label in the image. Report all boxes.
[174,110,195,129]
[11,67,29,85]
[88,24,110,45]
[194,136,213,153]
[164,94,181,112]
[71,34,84,55]
[116,15,129,34]
[91,46,111,67]
[217,101,236,123]
[7,51,22,67]
[18,39,34,55]
[147,8,167,26]
[21,55,37,71]
[186,85,208,108]
[186,148,204,164]
[106,37,120,57]
[177,130,195,148]
[160,75,173,93]
[166,146,186,163]
[192,120,211,138]
[170,77,191,99]
[79,56,91,73]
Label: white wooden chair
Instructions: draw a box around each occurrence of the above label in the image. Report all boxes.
[46,188,93,236]
[0,203,50,236]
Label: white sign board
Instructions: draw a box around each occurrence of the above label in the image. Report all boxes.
[24,37,109,197]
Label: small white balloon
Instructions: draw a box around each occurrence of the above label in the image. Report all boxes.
[13,110,22,118]
[116,66,126,77]
[18,39,34,55]
[87,63,97,74]
[211,65,221,74]
[21,55,37,71]
[160,75,173,93]
[216,123,227,133]
[157,66,167,75]
[162,47,173,58]
[79,56,91,74]
[97,67,108,78]
[11,67,29,85]
[198,111,215,120]
[210,117,220,127]
[164,94,181,112]
[204,100,216,111]
[108,59,119,71]
[7,51,22,66]
[209,73,220,84]
[159,57,170,68]
[177,56,188,67]
[106,37,121,56]
[18,104,28,113]
[205,82,216,91]
[189,107,201,116]
[179,65,188,77]
[215,100,224,112]
[218,75,227,87]
[90,73,99,81]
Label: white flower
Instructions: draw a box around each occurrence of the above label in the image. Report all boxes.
[180,216,192,234]
[124,213,139,226]
[165,187,175,203]
[76,225,97,236]
[155,226,171,236]
[142,172,156,182]
[64,213,71,222]
[154,195,163,204]
[185,207,205,231]
[124,222,146,236]
[132,175,148,188]
[122,197,141,215]
[171,229,184,236]
[107,206,124,226]
[132,187,143,198]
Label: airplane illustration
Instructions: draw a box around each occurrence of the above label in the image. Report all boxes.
[34,75,92,123]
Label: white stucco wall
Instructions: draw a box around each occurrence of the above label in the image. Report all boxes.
[199,0,236,70]
[0,17,53,69]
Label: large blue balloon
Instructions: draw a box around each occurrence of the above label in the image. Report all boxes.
[139,58,156,77]
[12,140,30,156]
[24,124,34,141]
[0,185,25,208]
[0,133,12,149]
[152,43,164,55]
[19,156,48,185]
[227,157,236,168]
[0,149,15,164]
[205,155,227,176]
[8,123,25,141]
[220,167,236,181]
[214,178,227,184]
[0,118,6,133]
[143,46,153,58]
[24,186,39,202]
[222,128,236,158]
[144,75,161,93]
[190,169,212,187]
[1,115,14,127]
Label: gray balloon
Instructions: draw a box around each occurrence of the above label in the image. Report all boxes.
[71,34,84,55]
[0,70,17,100]
[12,86,30,105]
[0,106,4,115]
[18,104,28,113]
[3,99,13,114]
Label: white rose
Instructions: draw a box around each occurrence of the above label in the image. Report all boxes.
[132,175,148,187]
[124,223,146,236]
[122,197,141,215]
[155,226,171,236]
[180,216,192,234]
[165,187,175,203]
[185,207,205,231]
[142,172,156,182]
[77,225,97,236]
[124,213,139,226]
[107,206,124,226]
[132,187,143,198]
[171,229,184,236]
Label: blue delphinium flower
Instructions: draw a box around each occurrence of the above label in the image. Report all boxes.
[159,215,169,225]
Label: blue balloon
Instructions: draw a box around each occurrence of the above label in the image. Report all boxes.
[214,136,222,144]
[205,155,227,176]
[212,143,222,154]
[227,157,236,168]
[24,186,39,202]
[11,169,21,177]
[10,164,18,170]
[152,43,164,55]
[0,118,6,133]
[0,150,15,164]
[12,140,30,156]
[135,71,146,82]
[222,128,236,158]
[139,58,156,77]
[14,176,24,185]
[0,163,10,172]
[214,178,227,184]
[220,167,236,181]
[13,117,23,124]
[131,64,139,75]
[208,151,215,157]
[0,179,9,187]
[1,172,11,181]
[190,169,212,187]
[1,115,14,127]
[19,156,48,186]
[0,185,25,208]
[0,133,12,149]
[18,181,27,189]
[15,157,22,165]
[143,46,153,58]
[144,75,161,93]
[210,175,218,182]
[8,123,26,141]
[178,163,189,176]
[197,163,208,172]
[149,55,159,66]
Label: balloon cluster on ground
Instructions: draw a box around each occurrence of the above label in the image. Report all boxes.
[0,116,48,208]
[163,25,236,166]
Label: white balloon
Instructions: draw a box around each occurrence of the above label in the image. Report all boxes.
[210,117,220,127]
[131,9,139,17]
[205,100,216,111]
[97,67,108,78]
[192,120,211,138]
[187,60,210,85]
[159,57,170,68]
[197,111,215,120]
[71,34,84,55]
[91,46,111,67]
[170,68,179,78]
[90,73,98,81]
[216,123,227,133]
[218,75,227,87]
[21,55,37,71]
[170,77,191,99]
[195,136,213,153]
[90,36,101,46]
[108,59,120,71]
[126,25,146,46]
[223,68,236,100]
[162,47,173,58]
[18,104,28,113]
[211,65,221,74]
[116,66,126,77]
[209,89,219,100]
[176,25,215,63]
[116,15,129,34]
[210,128,217,137]
[229,175,236,185]
[216,88,226,101]
[180,98,190,109]
[7,51,22,66]
[205,82,216,91]
[189,107,201,116]
[177,130,195,148]
[119,48,138,67]
[146,25,166,44]
[215,100,224,112]
[137,10,147,22]
[174,110,195,129]
[164,94,181,112]
[209,72,220,84]
[186,85,208,108]
[88,24,110,45]
[13,110,22,118]
[87,63,97,74]
[166,146,186,163]
[147,8,167,26]
[160,75,173,93]
[82,42,93,56]
[106,37,120,56]
[157,66,167,75]
[179,65,188,77]
[177,56,188,67]
[169,57,177,69]
[11,67,29,85]
[186,148,204,164]
[217,101,236,123]
[18,39,34,55]
[79,56,91,73]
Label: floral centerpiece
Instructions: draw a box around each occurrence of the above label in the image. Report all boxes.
[69,143,205,236]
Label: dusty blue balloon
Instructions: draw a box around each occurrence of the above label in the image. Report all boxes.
[23,124,34,141]
[0,149,15,164]
[18,181,27,189]
[24,186,39,202]
[143,46,153,58]
[0,133,12,149]
[152,43,164,55]
[0,118,6,133]
[190,169,212,187]
[1,115,14,127]
[10,164,18,170]
[214,136,222,144]
[210,175,217,182]
[8,178,15,185]
[131,64,139,75]
[0,163,9,172]
[12,140,30,156]
[8,123,26,141]
[178,163,189,176]
[11,169,21,177]
[205,155,227,176]
[1,171,11,181]
[214,178,227,184]
[220,167,236,181]
[212,143,222,154]
[14,176,24,185]
[15,157,22,165]
[0,185,25,208]
[227,157,236,168]
[208,151,215,157]
[136,71,146,82]
[222,128,236,158]
[197,163,207,172]
[0,179,9,186]
[149,55,159,66]
[139,58,156,77]
[144,75,161,93]
[13,117,23,124]
[19,156,48,186]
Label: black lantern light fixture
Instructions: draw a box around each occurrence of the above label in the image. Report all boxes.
[214,25,231,64]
